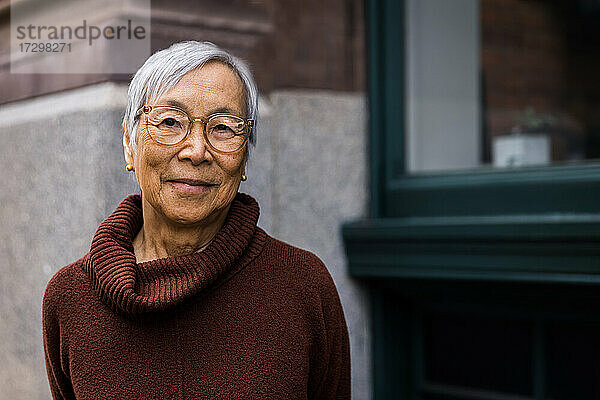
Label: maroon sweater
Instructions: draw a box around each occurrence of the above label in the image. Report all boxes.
[42,193,350,399]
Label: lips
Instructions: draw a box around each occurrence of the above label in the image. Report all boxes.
[167,178,218,186]
[167,178,218,195]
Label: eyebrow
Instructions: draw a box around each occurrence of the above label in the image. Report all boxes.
[161,100,244,118]
[162,99,189,111]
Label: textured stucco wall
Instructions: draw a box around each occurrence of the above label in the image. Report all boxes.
[0,83,370,399]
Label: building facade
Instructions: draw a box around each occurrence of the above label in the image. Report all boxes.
[0,1,370,399]
[343,0,600,399]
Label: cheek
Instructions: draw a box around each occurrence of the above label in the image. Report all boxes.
[214,155,245,198]
[218,152,245,179]
[135,144,170,193]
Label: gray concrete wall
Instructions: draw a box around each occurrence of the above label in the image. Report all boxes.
[0,83,370,399]
[0,83,138,400]
[246,91,371,400]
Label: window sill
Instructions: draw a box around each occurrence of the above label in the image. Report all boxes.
[342,213,600,284]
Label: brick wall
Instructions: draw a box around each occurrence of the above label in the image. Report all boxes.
[0,0,365,104]
[248,0,365,92]
[481,0,600,160]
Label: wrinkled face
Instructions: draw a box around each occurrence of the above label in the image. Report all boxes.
[124,61,248,225]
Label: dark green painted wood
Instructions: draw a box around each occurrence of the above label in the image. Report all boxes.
[366,0,385,218]
[378,281,600,400]
[533,319,545,400]
[367,0,405,218]
[371,287,414,399]
[412,309,424,400]
[420,382,533,400]
[372,279,600,319]
[370,279,600,400]
[365,0,409,398]
[386,162,600,217]
[370,289,386,400]
[358,0,600,398]
[381,0,405,184]
[342,214,600,284]
[343,213,600,239]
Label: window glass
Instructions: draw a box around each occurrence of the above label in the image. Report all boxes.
[406,0,600,173]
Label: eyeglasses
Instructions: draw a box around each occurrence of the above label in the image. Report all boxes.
[138,105,253,154]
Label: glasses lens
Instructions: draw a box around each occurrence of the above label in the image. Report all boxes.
[146,107,189,145]
[206,115,248,152]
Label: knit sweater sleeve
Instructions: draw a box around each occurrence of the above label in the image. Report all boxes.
[307,255,351,400]
[42,266,77,400]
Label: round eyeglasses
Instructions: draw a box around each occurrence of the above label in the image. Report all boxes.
[138,105,253,154]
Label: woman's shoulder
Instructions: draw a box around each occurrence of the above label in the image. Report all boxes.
[257,231,348,338]
[42,255,89,312]
[258,229,339,294]
[260,230,325,265]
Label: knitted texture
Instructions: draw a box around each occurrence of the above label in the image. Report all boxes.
[42,192,351,399]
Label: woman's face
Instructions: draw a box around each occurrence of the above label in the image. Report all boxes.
[124,61,248,225]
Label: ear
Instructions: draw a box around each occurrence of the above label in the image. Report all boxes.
[123,123,135,168]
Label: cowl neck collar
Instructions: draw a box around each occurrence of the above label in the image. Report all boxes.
[85,192,264,317]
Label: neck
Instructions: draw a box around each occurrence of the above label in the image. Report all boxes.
[133,198,231,263]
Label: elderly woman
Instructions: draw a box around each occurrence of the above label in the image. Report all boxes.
[42,41,350,399]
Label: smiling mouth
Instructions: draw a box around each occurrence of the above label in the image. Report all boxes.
[167,178,218,186]
[167,179,218,194]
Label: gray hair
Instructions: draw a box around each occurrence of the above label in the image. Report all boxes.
[123,41,258,155]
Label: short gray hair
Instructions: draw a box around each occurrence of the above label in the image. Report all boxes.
[123,41,258,154]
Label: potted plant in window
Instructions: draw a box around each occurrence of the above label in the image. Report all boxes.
[493,107,556,167]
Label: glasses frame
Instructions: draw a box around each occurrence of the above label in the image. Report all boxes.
[137,105,254,154]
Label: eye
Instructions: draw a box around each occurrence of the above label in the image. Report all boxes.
[159,117,181,128]
[212,124,236,137]
[214,124,232,132]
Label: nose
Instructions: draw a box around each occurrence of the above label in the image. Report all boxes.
[177,120,212,165]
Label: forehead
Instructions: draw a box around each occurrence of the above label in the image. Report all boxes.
[154,61,246,115]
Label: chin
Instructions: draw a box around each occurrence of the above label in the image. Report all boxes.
[153,196,204,224]
[167,211,209,226]
[165,204,209,224]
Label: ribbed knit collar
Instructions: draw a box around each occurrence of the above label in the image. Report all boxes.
[85,192,264,317]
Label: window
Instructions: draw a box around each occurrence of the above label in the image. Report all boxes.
[342,1,600,399]
[406,0,600,173]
